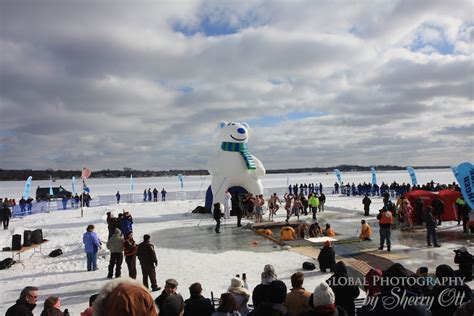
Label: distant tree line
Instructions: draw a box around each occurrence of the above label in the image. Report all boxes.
[0,165,449,181]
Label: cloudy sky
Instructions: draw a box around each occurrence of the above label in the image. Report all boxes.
[1,0,473,171]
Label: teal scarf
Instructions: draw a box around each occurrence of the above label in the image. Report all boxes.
[221,142,256,170]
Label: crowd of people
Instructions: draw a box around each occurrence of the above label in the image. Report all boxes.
[6,259,473,316]
[334,181,461,197]
[143,188,168,202]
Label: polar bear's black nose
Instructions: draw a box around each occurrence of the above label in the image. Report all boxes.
[237,128,246,134]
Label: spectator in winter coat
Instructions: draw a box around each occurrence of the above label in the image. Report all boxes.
[153,188,158,202]
[213,203,222,234]
[318,193,326,212]
[6,286,39,316]
[429,264,472,316]
[364,268,383,297]
[80,293,98,316]
[83,224,101,271]
[1,201,12,229]
[251,280,288,316]
[300,282,347,316]
[252,264,278,309]
[123,232,138,279]
[227,277,250,316]
[431,196,444,226]
[137,234,160,291]
[106,228,124,279]
[362,195,371,216]
[284,272,312,316]
[327,261,360,316]
[120,211,133,236]
[115,191,120,204]
[93,278,157,316]
[212,293,240,316]
[454,300,474,316]
[40,296,65,316]
[318,241,336,273]
[161,188,167,201]
[155,279,184,316]
[106,212,120,239]
[424,206,440,247]
[183,282,214,316]
[358,263,431,316]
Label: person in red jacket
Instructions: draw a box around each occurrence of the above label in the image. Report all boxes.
[123,231,138,279]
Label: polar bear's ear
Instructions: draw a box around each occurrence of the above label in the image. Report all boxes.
[242,122,249,130]
[218,121,227,129]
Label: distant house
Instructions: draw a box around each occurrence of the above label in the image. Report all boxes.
[36,186,72,201]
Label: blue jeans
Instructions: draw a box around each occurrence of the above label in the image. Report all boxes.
[86,251,98,271]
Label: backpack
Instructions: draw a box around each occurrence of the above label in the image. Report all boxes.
[0,258,15,270]
[302,261,316,270]
[49,248,63,257]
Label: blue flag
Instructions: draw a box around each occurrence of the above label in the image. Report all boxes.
[371,167,377,186]
[72,176,76,195]
[83,180,90,193]
[407,167,417,186]
[178,174,184,189]
[49,176,54,196]
[130,175,134,191]
[452,161,474,210]
[334,169,342,185]
[23,176,33,200]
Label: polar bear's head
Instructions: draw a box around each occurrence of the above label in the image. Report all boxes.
[218,121,250,143]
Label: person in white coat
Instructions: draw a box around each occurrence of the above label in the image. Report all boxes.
[224,190,232,219]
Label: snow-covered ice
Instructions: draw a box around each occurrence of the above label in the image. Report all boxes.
[0,169,471,315]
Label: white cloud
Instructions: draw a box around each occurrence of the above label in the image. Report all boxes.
[0,0,472,171]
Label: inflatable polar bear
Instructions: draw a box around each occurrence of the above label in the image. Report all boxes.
[207,121,266,206]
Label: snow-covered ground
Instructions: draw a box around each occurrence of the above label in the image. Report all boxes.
[0,169,471,315]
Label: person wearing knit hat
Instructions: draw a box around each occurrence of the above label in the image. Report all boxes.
[300,282,348,316]
[252,264,278,309]
[318,240,336,273]
[228,277,250,316]
[92,278,157,316]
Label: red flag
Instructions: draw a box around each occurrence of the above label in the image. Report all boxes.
[81,166,92,179]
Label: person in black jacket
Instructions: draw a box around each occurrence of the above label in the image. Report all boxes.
[183,282,214,316]
[327,261,360,316]
[362,195,371,216]
[424,206,440,247]
[428,264,472,316]
[6,286,39,316]
[213,203,222,234]
[318,241,336,273]
[137,234,160,291]
[1,200,12,229]
[431,196,444,226]
[232,194,244,228]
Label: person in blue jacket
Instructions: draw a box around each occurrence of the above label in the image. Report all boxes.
[83,224,102,271]
[121,211,134,236]
[115,191,120,204]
